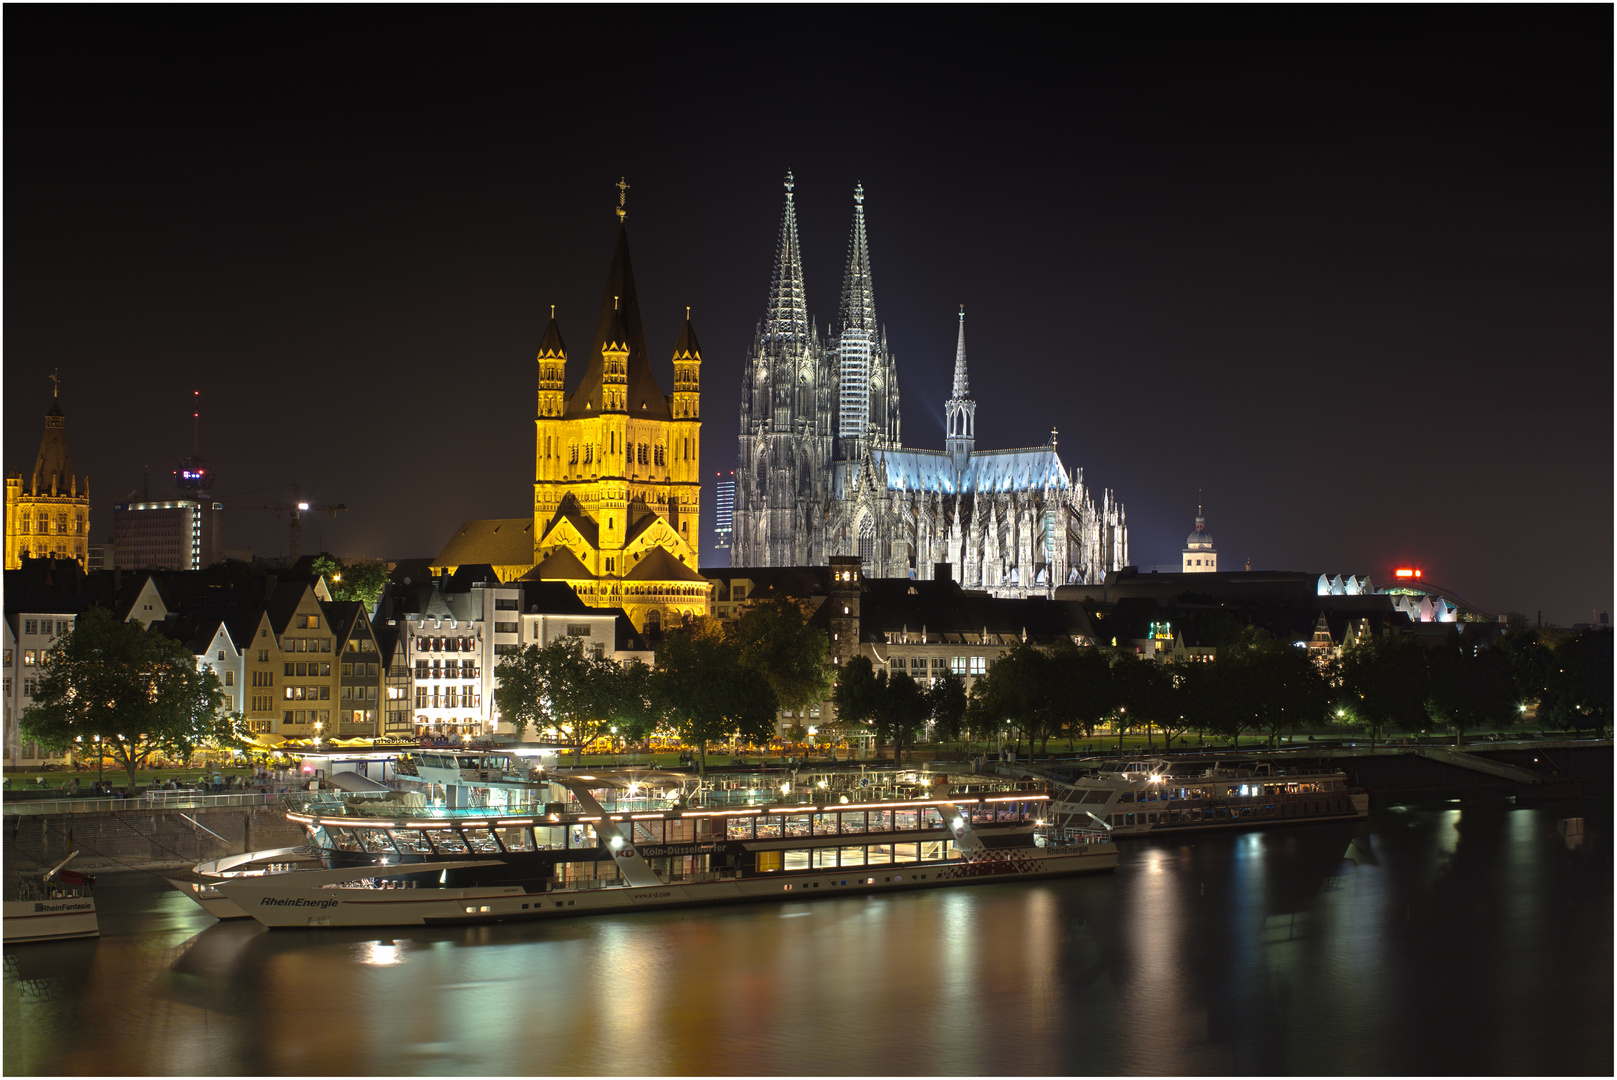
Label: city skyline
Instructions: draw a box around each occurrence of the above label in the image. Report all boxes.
[5,8,1608,624]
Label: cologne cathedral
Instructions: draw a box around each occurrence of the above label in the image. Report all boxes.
[732,175,1127,597]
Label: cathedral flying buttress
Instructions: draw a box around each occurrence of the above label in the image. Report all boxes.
[733,175,1126,597]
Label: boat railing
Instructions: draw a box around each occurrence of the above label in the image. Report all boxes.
[1,792,282,816]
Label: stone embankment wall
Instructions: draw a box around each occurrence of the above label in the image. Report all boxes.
[5,805,304,874]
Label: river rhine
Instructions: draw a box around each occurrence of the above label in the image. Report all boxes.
[4,798,1610,1076]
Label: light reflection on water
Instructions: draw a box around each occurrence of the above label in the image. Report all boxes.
[3,800,1610,1076]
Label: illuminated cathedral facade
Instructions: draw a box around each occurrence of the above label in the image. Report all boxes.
[732,176,1127,596]
[434,191,708,632]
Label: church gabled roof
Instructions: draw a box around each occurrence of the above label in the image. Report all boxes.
[623,546,706,583]
[564,223,672,420]
[528,546,596,581]
[873,445,1070,496]
[544,494,599,550]
[432,517,536,570]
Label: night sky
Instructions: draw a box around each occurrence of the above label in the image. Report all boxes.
[6,9,1610,625]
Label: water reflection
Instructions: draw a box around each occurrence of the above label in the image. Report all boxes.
[3,801,1610,1076]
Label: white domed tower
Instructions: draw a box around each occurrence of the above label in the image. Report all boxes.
[1182,505,1216,573]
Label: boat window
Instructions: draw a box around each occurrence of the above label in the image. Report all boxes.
[867,844,893,865]
[663,819,695,843]
[496,826,534,852]
[755,816,782,839]
[356,828,397,854]
[423,828,469,854]
[839,845,866,867]
[839,811,866,834]
[756,851,783,873]
[726,817,754,840]
[532,826,565,850]
[631,820,663,845]
[921,807,943,829]
[784,849,811,870]
[894,810,919,831]
[328,828,363,852]
[306,825,334,850]
[463,827,501,854]
[457,756,480,769]
[971,804,995,824]
[569,824,597,849]
[893,843,920,863]
[389,829,432,854]
[814,848,839,868]
[784,814,812,838]
[868,809,894,832]
[812,812,840,836]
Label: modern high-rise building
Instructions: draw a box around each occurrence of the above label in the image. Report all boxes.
[113,499,225,570]
[4,380,90,571]
[712,471,735,565]
[732,175,1127,596]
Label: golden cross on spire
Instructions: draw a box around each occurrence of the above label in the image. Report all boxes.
[615,176,630,223]
[48,369,60,398]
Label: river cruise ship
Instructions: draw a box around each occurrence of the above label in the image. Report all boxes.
[211,753,1117,929]
[1047,758,1369,838]
[4,852,98,944]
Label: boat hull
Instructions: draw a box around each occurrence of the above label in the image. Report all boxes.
[164,878,251,920]
[219,846,1118,929]
[3,898,99,943]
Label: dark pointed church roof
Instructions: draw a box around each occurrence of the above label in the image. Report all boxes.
[565,225,672,420]
[671,318,701,360]
[29,393,81,497]
[537,317,567,359]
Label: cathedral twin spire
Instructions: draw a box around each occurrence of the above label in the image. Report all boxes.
[761,172,812,345]
[834,182,878,337]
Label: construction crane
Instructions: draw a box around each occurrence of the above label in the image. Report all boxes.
[219,484,347,562]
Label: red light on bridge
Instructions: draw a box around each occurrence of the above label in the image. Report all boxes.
[1394,568,1422,579]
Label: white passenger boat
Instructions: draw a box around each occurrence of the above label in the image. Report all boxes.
[1046,758,1369,838]
[4,852,99,943]
[210,754,1117,929]
[165,846,321,920]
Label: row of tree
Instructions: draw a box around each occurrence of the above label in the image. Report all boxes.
[494,598,835,773]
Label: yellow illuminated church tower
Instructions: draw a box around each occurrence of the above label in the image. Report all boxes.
[435,187,707,632]
[5,377,90,570]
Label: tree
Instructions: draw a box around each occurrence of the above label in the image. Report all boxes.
[655,623,778,773]
[925,673,969,744]
[20,607,246,790]
[1045,644,1116,749]
[872,670,931,764]
[494,636,617,764]
[1426,637,1515,746]
[731,597,834,716]
[1112,658,1176,748]
[830,655,883,749]
[1540,629,1612,734]
[312,554,391,607]
[1338,632,1432,747]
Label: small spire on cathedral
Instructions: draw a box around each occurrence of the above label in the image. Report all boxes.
[686,305,691,321]
[614,295,619,310]
[551,304,556,319]
[615,176,630,223]
[854,182,864,205]
[48,369,60,398]
[1050,426,1059,448]
[784,170,794,198]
